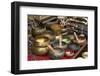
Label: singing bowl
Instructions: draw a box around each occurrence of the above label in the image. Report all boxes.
[62,36,71,44]
[82,52,88,59]
[52,40,68,49]
[67,43,80,51]
[38,33,56,45]
[50,24,62,35]
[73,34,86,45]
[42,30,55,40]
[51,36,71,49]
[34,36,50,47]
[77,34,86,45]
[44,34,56,45]
[32,46,48,55]
[49,48,64,59]
[32,25,46,35]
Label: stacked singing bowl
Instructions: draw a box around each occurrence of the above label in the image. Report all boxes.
[32,36,50,55]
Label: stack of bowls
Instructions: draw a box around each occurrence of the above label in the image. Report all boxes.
[32,36,50,55]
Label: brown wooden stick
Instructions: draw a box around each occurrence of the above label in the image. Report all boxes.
[72,41,87,59]
[74,32,79,41]
[59,35,62,47]
[74,32,86,45]
[48,45,56,54]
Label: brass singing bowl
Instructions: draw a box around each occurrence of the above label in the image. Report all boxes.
[50,24,62,35]
[32,46,48,55]
[32,26,46,36]
[34,36,50,47]
[39,30,55,40]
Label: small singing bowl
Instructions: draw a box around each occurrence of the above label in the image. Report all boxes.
[77,34,86,45]
[50,24,62,31]
[82,52,88,59]
[51,37,71,49]
[49,48,64,59]
[34,36,50,47]
[41,30,55,40]
[50,24,62,35]
[52,40,68,49]
[67,43,80,51]
[62,36,71,44]
[32,46,48,55]
[32,26,46,36]
[73,34,86,45]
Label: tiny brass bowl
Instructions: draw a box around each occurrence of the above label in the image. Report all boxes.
[32,46,48,55]
[34,36,50,47]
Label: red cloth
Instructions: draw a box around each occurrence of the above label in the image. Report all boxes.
[28,49,78,61]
